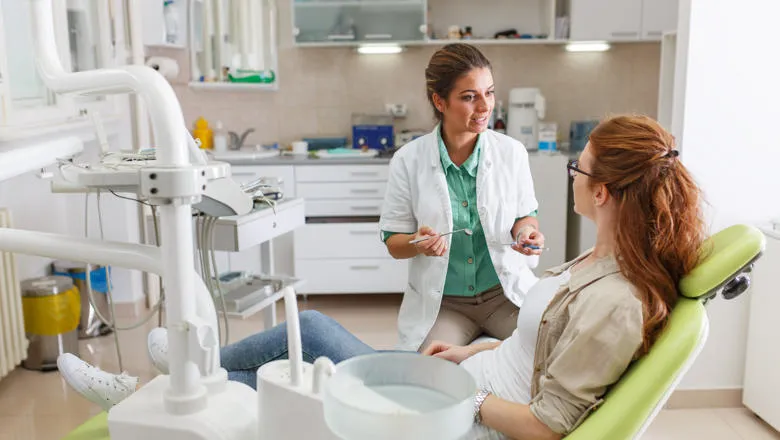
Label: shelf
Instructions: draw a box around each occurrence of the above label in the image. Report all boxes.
[294,0,423,7]
[188,82,279,92]
[294,38,657,48]
[210,198,305,252]
[220,274,306,320]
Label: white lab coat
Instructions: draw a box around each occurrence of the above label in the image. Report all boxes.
[380,128,540,351]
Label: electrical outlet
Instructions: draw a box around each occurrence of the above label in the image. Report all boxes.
[385,103,408,118]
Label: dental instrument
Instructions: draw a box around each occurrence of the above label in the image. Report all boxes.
[408,228,473,244]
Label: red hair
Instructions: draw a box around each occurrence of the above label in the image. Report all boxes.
[588,115,706,354]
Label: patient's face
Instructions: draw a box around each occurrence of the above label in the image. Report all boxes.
[572,144,595,219]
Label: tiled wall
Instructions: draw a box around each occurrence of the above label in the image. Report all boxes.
[149,2,661,148]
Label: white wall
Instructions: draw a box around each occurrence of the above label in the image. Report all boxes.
[674,0,780,389]
[0,98,145,304]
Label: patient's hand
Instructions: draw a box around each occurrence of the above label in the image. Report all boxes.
[423,341,476,364]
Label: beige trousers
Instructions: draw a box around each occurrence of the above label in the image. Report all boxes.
[419,284,520,352]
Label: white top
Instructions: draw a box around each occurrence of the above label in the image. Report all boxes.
[379,128,540,351]
[460,269,571,439]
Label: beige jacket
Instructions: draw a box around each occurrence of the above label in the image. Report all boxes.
[528,251,644,435]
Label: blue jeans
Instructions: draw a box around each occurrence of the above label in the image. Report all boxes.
[220,310,378,389]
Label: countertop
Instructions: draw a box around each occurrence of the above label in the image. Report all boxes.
[212,149,574,166]
[216,153,393,166]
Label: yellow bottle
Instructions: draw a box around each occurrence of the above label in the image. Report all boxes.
[192,117,213,150]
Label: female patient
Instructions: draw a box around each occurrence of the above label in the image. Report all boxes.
[59,115,705,439]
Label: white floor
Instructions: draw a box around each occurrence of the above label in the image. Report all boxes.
[1,294,777,440]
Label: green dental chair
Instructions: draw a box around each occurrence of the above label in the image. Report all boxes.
[566,223,766,439]
[63,224,766,440]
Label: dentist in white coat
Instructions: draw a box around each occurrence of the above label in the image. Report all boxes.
[380,43,545,352]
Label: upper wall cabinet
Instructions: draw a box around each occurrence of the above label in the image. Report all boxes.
[292,0,427,45]
[569,0,678,42]
[188,0,279,91]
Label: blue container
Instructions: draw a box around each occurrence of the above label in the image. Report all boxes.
[569,120,599,152]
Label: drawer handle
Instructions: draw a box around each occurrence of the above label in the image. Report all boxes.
[328,34,356,41]
[350,172,380,177]
[349,230,377,235]
[350,189,380,194]
[611,31,639,37]
[350,265,380,271]
[350,206,378,211]
[646,30,663,37]
[365,33,392,40]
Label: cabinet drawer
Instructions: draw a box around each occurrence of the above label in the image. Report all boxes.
[295,165,389,183]
[305,199,383,217]
[294,223,387,259]
[297,181,386,200]
[294,258,408,294]
[231,165,296,197]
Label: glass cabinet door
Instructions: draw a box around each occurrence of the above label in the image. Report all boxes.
[293,0,426,44]
[0,0,58,111]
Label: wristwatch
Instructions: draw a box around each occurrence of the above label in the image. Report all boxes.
[473,388,491,424]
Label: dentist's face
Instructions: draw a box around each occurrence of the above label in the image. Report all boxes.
[435,67,495,134]
[572,143,596,219]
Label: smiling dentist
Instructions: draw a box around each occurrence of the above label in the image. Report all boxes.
[380,43,545,352]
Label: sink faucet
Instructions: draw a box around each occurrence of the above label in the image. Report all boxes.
[228,128,255,150]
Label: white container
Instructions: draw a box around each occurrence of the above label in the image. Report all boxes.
[323,352,476,440]
[292,140,309,155]
[538,122,558,152]
[507,88,546,151]
[213,120,228,152]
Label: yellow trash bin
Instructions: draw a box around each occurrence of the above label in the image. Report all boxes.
[21,275,81,371]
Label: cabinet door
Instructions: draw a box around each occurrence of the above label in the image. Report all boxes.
[570,0,642,41]
[641,0,678,40]
[293,0,426,44]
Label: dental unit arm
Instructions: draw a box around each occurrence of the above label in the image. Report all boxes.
[3,0,264,438]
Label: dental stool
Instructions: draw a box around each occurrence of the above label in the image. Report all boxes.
[566,224,766,439]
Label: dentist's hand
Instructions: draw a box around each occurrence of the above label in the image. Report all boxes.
[413,226,447,257]
[512,226,545,256]
[423,341,476,364]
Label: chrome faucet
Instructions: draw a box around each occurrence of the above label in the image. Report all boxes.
[228,128,255,150]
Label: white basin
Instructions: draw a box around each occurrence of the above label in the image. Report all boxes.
[323,352,476,440]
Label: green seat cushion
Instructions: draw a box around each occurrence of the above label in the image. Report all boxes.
[63,412,109,440]
[566,298,707,439]
[680,224,765,299]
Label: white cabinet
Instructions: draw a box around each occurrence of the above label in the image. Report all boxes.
[743,225,780,431]
[569,0,678,41]
[641,0,679,40]
[293,163,407,295]
[528,153,569,271]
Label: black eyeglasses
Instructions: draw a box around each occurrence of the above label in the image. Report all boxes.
[567,159,594,178]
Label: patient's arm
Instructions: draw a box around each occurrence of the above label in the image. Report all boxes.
[423,340,502,364]
[480,395,562,440]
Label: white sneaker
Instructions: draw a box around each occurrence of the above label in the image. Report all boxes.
[57,353,138,411]
[147,327,169,374]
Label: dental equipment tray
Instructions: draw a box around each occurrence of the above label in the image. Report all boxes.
[217,273,304,319]
[146,198,305,252]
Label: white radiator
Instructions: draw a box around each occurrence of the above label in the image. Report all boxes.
[0,208,27,379]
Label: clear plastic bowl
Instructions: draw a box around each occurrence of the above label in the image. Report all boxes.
[323,352,476,440]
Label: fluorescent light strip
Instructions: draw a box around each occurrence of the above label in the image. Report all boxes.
[565,42,611,52]
[357,44,403,55]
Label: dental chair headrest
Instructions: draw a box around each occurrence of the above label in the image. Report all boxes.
[679,224,766,301]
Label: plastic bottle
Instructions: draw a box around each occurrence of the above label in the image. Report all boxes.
[163,0,179,45]
[213,120,228,152]
[193,117,213,150]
